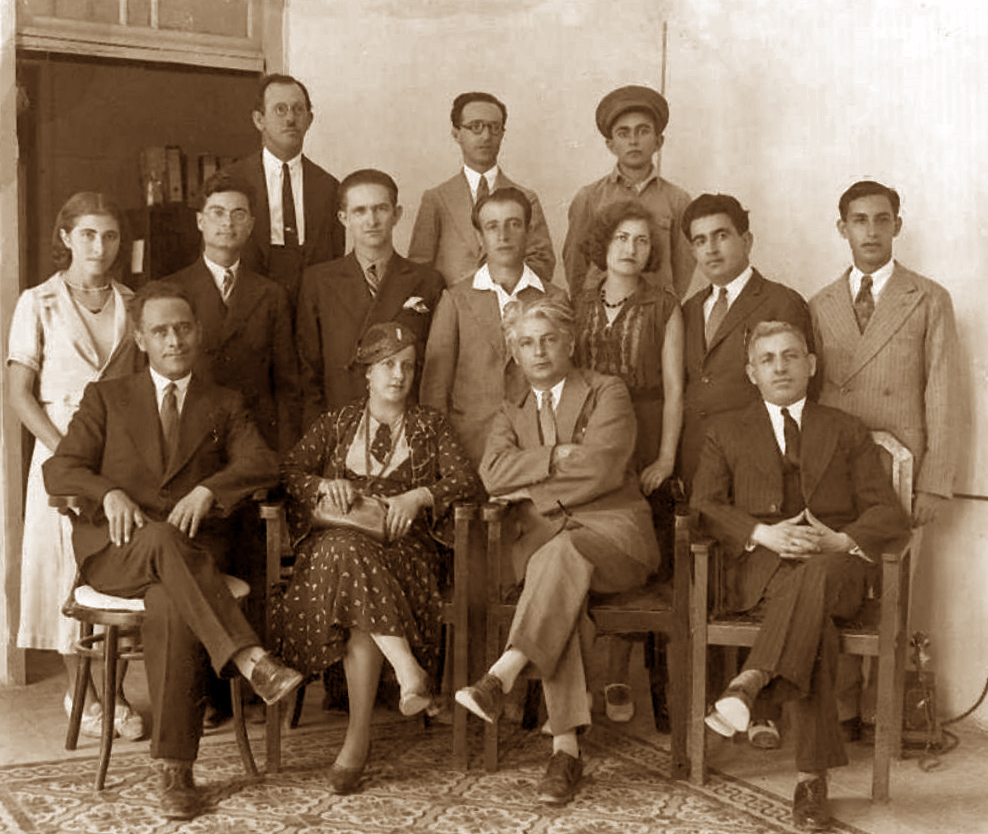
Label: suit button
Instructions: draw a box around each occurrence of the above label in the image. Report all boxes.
[699,410,708,418]
[841,387,849,395]
[769,503,778,512]
[702,376,711,384]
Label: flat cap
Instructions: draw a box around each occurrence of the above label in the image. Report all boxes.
[595,85,669,137]
[355,321,418,365]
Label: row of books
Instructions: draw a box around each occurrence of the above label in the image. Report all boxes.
[139,147,237,207]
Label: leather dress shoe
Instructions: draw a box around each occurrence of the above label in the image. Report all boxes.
[157,760,198,820]
[455,673,505,724]
[792,775,831,831]
[249,654,303,706]
[536,750,583,805]
[747,718,781,750]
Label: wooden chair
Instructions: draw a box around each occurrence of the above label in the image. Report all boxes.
[465,501,691,778]
[259,499,475,773]
[53,497,258,790]
[687,430,917,802]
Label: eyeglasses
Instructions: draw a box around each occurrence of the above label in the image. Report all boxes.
[203,206,251,224]
[271,102,309,119]
[459,120,504,137]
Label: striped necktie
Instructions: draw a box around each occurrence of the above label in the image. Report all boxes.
[853,274,875,333]
[539,391,557,447]
[365,263,381,297]
[476,173,490,204]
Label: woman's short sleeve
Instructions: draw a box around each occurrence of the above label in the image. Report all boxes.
[6,289,43,373]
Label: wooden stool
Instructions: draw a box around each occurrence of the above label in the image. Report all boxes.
[64,574,258,789]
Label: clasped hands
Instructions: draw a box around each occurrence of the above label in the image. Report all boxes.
[751,509,855,561]
[103,485,215,546]
[317,478,430,541]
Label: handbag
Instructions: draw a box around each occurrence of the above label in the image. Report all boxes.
[311,493,388,542]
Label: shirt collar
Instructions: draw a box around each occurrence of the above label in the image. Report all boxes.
[472,263,544,314]
[705,265,753,311]
[354,250,393,278]
[763,397,806,453]
[263,146,303,174]
[534,378,566,411]
[463,165,499,199]
[849,259,895,300]
[203,255,240,290]
[149,366,192,404]
[609,163,659,194]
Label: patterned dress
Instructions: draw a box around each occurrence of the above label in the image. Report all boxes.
[276,401,482,679]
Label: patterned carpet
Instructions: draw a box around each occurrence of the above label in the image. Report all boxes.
[0,719,867,834]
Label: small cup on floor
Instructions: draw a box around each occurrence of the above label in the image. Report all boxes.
[604,683,635,723]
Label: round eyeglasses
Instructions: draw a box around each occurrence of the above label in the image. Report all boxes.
[459,120,504,137]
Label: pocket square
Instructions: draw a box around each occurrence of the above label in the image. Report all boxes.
[402,296,430,314]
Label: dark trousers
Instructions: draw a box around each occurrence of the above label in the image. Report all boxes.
[82,521,259,761]
[744,550,867,772]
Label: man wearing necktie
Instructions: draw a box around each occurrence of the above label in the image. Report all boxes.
[44,283,303,820]
[809,180,959,741]
[224,74,345,311]
[456,295,658,806]
[295,169,444,429]
[408,91,556,287]
[679,193,813,488]
[692,321,909,830]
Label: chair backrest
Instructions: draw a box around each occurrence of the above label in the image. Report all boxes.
[869,430,914,515]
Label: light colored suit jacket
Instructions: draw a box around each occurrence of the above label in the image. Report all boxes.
[809,263,959,498]
[480,368,660,582]
[692,399,909,612]
[407,170,556,287]
[420,278,567,465]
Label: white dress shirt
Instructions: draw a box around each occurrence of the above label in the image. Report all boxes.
[262,147,305,246]
[534,378,566,413]
[763,397,805,456]
[149,366,192,415]
[849,258,894,302]
[203,255,240,302]
[703,265,753,324]
[463,165,499,202]
[472,263,544,316]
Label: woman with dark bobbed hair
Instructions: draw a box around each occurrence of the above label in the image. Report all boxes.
[6,192,144,739]
[574,200,684,725]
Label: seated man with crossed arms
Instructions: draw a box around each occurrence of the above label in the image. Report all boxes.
[691,320,909,831]
[455,295,659,806]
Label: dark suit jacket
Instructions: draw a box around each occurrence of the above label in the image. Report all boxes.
[407,170,556,287]
[691,399,909,612]
[480,367,660,582]
[224,152,345,277]
[295,252,445,429]
[43,370,280,562]
[420,278,568,465]
[165,259,301,454]
[810,263,958,498]
[680,269,812,484]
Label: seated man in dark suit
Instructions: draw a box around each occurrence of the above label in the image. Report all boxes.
[456,295,659,806]
[43,282,302,821]
[692,321,910,831]
[296,168,444,429]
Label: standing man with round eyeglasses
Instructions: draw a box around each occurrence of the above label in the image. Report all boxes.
[408,91,556,287]
[224,74,345,312]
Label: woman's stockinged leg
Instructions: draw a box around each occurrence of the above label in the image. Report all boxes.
[337,629,383,770]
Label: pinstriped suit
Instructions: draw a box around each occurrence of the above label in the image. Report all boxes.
[810,263,959,498]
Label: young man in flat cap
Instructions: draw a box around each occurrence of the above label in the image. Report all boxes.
[408,91,556,287]
[563,84,695,299]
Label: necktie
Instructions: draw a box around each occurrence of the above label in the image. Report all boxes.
[539,391,557,447]
[476,174,490,204]
[705,286,729,347]
[370,422,392,464]
[365,263,380,298]
[781,407,801,468]
[221,268,235,304]
[282,162,298,247]
[160,382,180,468]
[853,274,874,333]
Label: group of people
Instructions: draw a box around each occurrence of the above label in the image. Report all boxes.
[7,71,959,830]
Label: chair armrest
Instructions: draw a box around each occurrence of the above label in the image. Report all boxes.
[48,494,99,517]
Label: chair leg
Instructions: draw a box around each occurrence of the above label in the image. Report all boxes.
[690,553,710,786]
[95,626,119,791]
[483,619,501,773]
[451,623,469,771]
[664,631,689,780]
[266,703,283,773]
[289,685,306,729]
[230,677,258,777]
[66,628,93,751]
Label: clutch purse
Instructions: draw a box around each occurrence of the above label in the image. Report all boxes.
[311,493,388,542]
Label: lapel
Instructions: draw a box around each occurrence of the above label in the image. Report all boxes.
[50,276,103,370]
[461,285,508,364]
[184,260,227,351]
[706,269,770,355]
[334,253,374,327]
[440,173,480,255]
[514,389,542,451]
[95,281,136,379]
[799,401,839,503]
[248,153,272,260]
[162,373,216,484]
[812,270,862,369]
[371,254,415,322]
[846,263,924,379]
[554,370,592,444]
[121,371,166,479]
[302,155,326,249]
[221,269,266,344]
[743,401,787,489]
